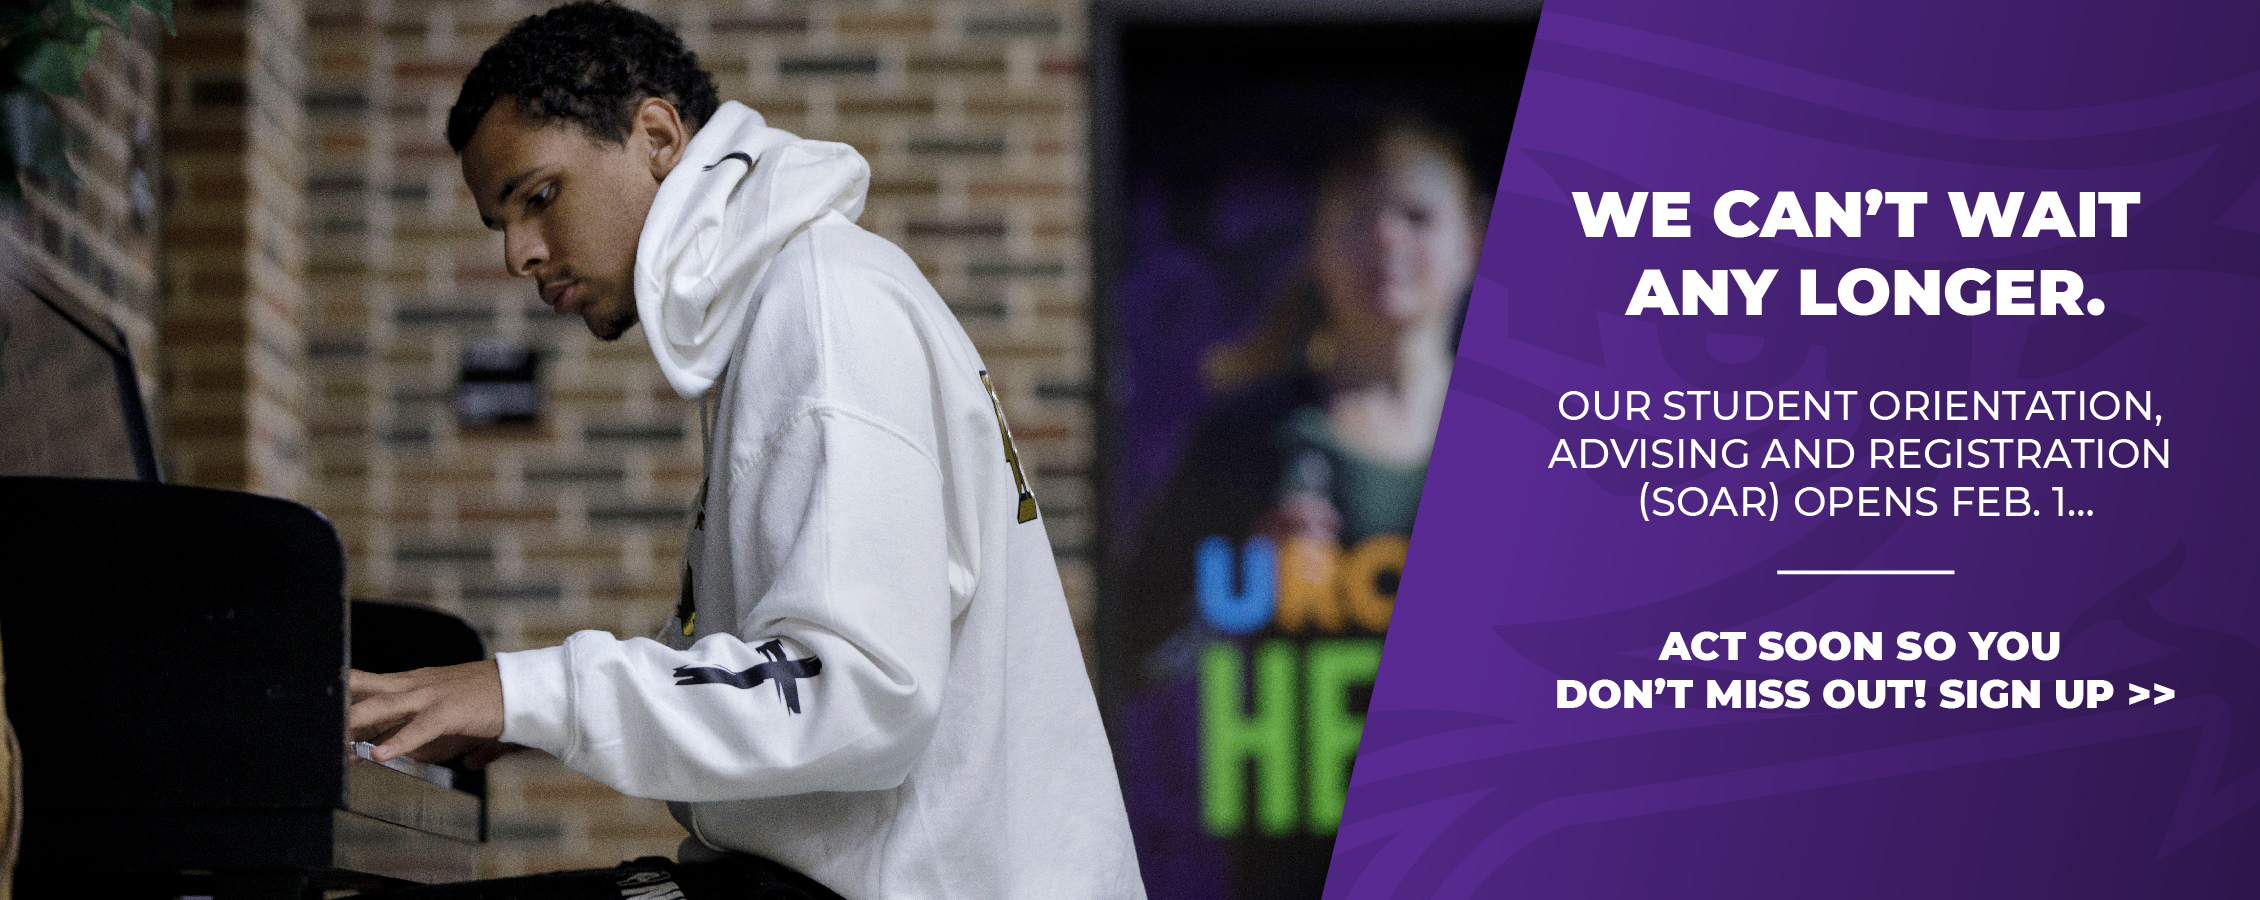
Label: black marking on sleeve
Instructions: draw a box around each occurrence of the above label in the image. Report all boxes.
[673,640,823,713]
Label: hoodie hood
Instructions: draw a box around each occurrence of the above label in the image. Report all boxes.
[637,101,870,398]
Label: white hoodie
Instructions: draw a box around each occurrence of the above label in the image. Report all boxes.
[494,102,1144,900]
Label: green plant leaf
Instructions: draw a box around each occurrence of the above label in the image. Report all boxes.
[53,0,106,40]
[0,5,50,37]
[0,0,150,209]
[130,0,174,34]
[88,0,134,28]
[15,33,97,97]
[26,4,109,63]
[67,26,103,72]
[14,1,77,23]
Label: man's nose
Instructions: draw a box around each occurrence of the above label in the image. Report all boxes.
[504,224,547,278]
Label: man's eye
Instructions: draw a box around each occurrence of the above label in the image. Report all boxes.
[529,185,555,210]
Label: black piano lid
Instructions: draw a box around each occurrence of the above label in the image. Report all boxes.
[0,477,349,813]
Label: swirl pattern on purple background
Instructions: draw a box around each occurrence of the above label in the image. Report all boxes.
[1332,3,2260,897]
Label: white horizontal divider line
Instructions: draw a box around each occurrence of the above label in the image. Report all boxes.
[1776,569,1955,575]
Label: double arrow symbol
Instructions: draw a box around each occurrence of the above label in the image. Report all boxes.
[2127,683,2176,705]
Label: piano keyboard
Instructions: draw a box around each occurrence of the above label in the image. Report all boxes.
[351,741,457,790]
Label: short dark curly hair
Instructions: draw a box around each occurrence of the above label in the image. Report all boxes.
[446,1,720,152]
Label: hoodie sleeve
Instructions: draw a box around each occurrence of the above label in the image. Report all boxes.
[494,404,951,802]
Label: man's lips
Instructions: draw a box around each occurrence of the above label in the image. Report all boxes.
[541,281,579,314]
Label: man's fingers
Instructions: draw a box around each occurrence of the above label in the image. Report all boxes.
[346,660,507,760]
[347,669,403,702]
[352,720,407,747]
[348,716,406,745]
[373,709,451,763]
[346,688,426,735]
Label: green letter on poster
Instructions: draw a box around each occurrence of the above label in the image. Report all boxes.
[1304,638,1381,832]
[1201,640,1298,835]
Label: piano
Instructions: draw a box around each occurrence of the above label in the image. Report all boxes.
[2,270,488,896]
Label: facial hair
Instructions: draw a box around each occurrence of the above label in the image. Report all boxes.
[591,302,640,341]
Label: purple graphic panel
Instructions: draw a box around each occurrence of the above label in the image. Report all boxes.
[1335,3,2260,897]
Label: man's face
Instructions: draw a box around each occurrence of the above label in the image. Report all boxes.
[460,99,677,341]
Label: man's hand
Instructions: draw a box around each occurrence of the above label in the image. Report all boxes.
[348,661,506,764]
[395,734,530,770]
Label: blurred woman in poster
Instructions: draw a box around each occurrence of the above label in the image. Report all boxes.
[1113,114,1486,899]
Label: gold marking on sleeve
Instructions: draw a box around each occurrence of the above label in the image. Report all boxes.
[981,370,1039,523]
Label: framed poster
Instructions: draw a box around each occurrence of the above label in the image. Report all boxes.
[1090,3,1538,897]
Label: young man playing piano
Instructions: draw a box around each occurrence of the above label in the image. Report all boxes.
[343,3,1143,898]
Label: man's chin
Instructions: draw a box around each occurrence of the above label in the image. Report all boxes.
[587,310,640,342]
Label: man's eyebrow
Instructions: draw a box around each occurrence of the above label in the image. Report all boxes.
[480,166,546,229]
[495,166,543,206]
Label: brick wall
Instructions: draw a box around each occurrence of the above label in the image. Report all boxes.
[4,12,164,408]
[299,0,1094,875]
[160,0,312,497]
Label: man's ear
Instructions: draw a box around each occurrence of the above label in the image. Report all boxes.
[635,97,689,181]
